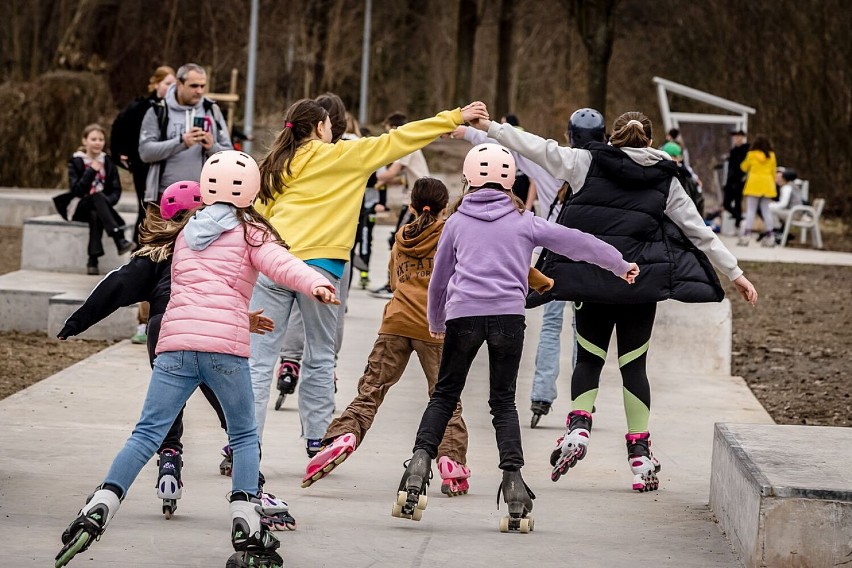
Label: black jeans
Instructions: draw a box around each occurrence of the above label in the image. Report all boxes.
[75,192,122,258]
[145,313,228,453]
[414,315,526,471]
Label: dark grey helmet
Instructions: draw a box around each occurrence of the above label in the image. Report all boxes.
[567,108,606,148]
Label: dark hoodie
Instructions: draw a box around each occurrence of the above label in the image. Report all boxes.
[381,218,445,343]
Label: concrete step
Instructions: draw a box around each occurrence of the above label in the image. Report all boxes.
[22,214,131,274]
[710,423,852,567]
[0,269,136,340]
[0,187,139,227]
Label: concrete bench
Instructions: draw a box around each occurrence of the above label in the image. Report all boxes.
[710,423,852,567]
[0,269,136,340]
[0,188,138,227]
[22,214,131,274]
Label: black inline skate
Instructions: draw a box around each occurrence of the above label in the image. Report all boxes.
[226,493,284,568]
[156,448,182,519]
[497,469,536,533]
[55,486,121,567]
[530,400,551,428]
[391,449,432,522]
[274,358,300,410]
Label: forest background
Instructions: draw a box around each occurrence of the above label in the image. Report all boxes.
[1,0,849,222]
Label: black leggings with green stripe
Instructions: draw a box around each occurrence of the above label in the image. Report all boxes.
[571,302,657,433]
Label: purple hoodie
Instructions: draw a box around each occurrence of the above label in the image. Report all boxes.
[427,189,631,332]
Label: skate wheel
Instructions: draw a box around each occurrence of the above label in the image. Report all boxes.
[274,394,285,411]
[416,494,427,510]
[499,516,510,533]
[395,490,408,507]
[530,414,541,428]
[163,506,173,519]
[519,517,531,533]
[551,467,561,482]
[411,507,423,521]
[391,503,403,518]
[528,517,535,532]
[55,530,91,568]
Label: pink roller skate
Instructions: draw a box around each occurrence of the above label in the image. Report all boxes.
[437,456,471,497]
[550,410,592,482]
[626,432,661,492]
[301,433,357,488]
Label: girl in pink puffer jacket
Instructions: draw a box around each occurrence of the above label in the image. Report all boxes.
[56,151,337,568]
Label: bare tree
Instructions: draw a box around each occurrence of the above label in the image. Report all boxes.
[564,0,617,115]
[453,0,479,107]
[55,0,121,71]
[494,0,515,117]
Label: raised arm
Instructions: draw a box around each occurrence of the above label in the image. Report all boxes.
[530,215,632,279]
[249,236,335,299]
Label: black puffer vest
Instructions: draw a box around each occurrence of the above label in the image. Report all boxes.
[530,143,724,305]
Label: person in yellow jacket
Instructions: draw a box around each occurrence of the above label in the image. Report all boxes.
[738,135,778,246]
[248,97,489,458]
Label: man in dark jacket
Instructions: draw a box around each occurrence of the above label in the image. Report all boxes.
[723,129,750,229]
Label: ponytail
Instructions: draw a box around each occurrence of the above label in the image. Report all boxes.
[403,177,450,239]
[609,112,653,148]
[258,99,329,204]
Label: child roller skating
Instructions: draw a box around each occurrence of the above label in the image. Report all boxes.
[226,492,285,568]
[437,456,470,497]
[549,409,592,482]
[475,109,758,492]
[391,449,431,521]
[498,469,536,533]
[156,448,182,519]
[55,486,120,567]
[395,140,635,531]
[274,357,300,410]
[529,400,551,429]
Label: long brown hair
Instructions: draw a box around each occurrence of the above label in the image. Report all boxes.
[147,65,175,93]
[257,99,329,204]
[750,135,773,158]
[403,177,450,239]
[609,111,653,148]
[315,92,347,142]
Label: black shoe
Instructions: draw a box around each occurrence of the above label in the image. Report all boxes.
[368,284,393,299]
[116,238,133,255]
[86,265,99,275]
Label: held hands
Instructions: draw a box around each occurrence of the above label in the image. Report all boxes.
[460,101,489,127]
[249,309,275,335]
[313,286,340,305]
[733,275,758,306]
[621,263,640,284]
[448,125,467,140]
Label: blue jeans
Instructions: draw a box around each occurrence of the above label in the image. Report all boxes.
[529,301,577,404]
[104,351,260,496]
[249,268,340,441]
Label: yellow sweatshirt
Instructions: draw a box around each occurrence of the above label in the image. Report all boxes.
[255,109,464,261]
[741,150,777,199]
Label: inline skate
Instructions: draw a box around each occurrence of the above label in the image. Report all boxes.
[550,410,592,482]
[259,492,297,531]
[498,469,535,533]
[626,432,661,492]
[156,448,182,519]
[274,358,300,410]
[55,486,121,567]
[302,432,357,488]
[391,449,431,521]
[437,456,470,497]
[220,444,233,476]
[530,400,551,428]
[226,494,284,568]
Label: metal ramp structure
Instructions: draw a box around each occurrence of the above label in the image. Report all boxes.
[653,76,756,133]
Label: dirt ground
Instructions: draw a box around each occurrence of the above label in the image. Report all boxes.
[0,223,849,426]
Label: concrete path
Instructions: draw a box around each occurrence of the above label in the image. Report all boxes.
[717,235,852,266]
[0,225,772,567]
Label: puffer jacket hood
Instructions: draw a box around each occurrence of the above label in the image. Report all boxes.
[394,217,443,259]
[184,203,240,251]
[593,145,675,187]
[457,188,519,222]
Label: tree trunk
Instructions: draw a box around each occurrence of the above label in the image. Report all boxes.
[55,0,121,72]
[453,0,478,107]
[570,0,617,115]
[307,0,333,94]
[495,0,515,117]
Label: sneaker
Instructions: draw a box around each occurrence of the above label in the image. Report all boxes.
[130,324,147,344]
[305,438,323,458]
[86,264,99,275]
[736,236,750,246]
[368,284,393,299]
[116,239,133,255]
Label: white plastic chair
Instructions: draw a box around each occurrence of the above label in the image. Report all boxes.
[780,197,824,249]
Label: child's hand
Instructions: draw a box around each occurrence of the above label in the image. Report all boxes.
[733,275,758,306]
[461,101,489,126]
[249,309,275,334]
[448,125,467,140]
[621,262,640,284]
[313,286,340,305]
[430,330,445,340]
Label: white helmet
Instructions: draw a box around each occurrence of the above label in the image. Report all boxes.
[462,143,516,190]
[200,150,260,208]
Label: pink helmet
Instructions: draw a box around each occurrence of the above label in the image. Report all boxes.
[160,181,202,220]
[200,150,261,208]
[462,143,516,190]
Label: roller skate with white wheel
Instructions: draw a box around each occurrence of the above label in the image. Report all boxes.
[530,400,551,428]
[626,432,661,492]
[220,444,233,476]
[274,358,300,410]
[302,433,357,488]
[259,492,297,531]
[391,449,431,521]
[497,469,536,533]
[226,494,284,568]
[550,410,592,482]
[55,486,121,567]
[437,456,470,497]
[156,448,183,519]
